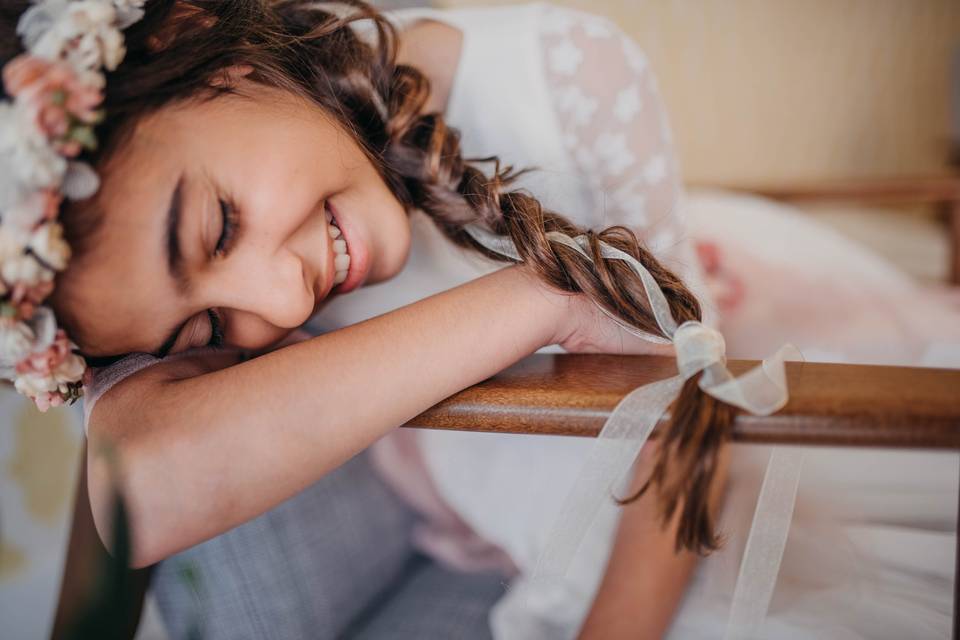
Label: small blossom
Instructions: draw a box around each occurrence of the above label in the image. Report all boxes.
[113,0,146,29]
[3,55,105,140]
[0,102,67,192]
[54,349,86,384]
[29,221,71,270]
[15,371,58,398]
[0,318,35,366]
[3,188,62,231]
[30,389,65,412]
[19,0,125,72]
[0,225,30,262]
[17,328,73,377]
[1,251,54,291]
[9,280,55,319]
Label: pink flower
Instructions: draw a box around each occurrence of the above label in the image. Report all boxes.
[31,389,65,412]
[17,328,72,377]
[10,279,56,318]
[3,54,104,140]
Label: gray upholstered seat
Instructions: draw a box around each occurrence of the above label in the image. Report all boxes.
[151,451,506,640]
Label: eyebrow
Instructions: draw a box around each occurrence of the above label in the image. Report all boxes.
[157,175,190,357]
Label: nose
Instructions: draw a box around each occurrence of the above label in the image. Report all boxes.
[207,207,327,349]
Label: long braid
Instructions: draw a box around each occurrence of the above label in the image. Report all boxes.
[378,51,734,554]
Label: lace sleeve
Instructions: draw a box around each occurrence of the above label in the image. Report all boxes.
[538,6,688,268]
[537,6,717,324]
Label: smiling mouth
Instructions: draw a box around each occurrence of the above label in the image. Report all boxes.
[325,203,350,285]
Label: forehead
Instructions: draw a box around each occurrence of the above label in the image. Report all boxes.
[56,113,181,356]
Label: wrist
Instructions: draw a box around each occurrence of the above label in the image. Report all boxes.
[501,262,575,349]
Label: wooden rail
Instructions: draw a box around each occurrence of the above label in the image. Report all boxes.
[407,354,960,450]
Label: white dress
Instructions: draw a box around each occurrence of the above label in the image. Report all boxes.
[85,3,959,638]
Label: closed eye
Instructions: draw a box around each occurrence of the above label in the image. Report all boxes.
[216,198,238,257]
[207,308,225,347]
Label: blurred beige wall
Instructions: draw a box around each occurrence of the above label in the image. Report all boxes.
[439,0,960,185]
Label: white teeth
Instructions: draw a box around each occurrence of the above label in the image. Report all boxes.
[325,207,349,286]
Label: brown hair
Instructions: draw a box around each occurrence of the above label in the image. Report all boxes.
[1,0,733,554]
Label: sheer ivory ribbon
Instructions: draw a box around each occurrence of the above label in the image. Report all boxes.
[464,223,804,637]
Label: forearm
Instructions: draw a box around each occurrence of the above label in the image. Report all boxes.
[88,265,565,567]
[577,444,731,639]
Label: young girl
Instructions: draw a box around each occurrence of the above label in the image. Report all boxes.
[2,1,957,638]
[2,1,739,638]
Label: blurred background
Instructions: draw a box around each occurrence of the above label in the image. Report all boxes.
[2,1,958,638]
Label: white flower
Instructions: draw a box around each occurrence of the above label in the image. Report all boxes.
[1,252,54,288]
[613,85,642,123]
[53,350,85,383]
[0,319,36,366]
[548,39,583,76]
[20,0,125,72]
[112,0,146,29]
[15,371,57,397]
[29,222,71,270]
[0,225,30,263]
[3,187,60,232]
[16,0,70,53]
[0,103,67,194]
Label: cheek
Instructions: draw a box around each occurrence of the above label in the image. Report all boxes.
[225,310,296,351]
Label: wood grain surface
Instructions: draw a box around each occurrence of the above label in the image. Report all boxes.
[405,354,960,450]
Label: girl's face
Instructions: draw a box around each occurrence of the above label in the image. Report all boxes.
[59,77,411,358]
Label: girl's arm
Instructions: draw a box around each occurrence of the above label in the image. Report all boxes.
[577,445,731,639]
[90,265,569,567]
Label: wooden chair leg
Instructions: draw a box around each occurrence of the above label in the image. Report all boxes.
[50,442,151,640]
[950,200,960,285]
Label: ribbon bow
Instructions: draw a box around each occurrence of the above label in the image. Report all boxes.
[464,223,804,638]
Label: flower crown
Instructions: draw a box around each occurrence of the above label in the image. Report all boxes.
[1,0,145,411]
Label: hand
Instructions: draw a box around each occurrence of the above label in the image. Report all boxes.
[551,290,675,357]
